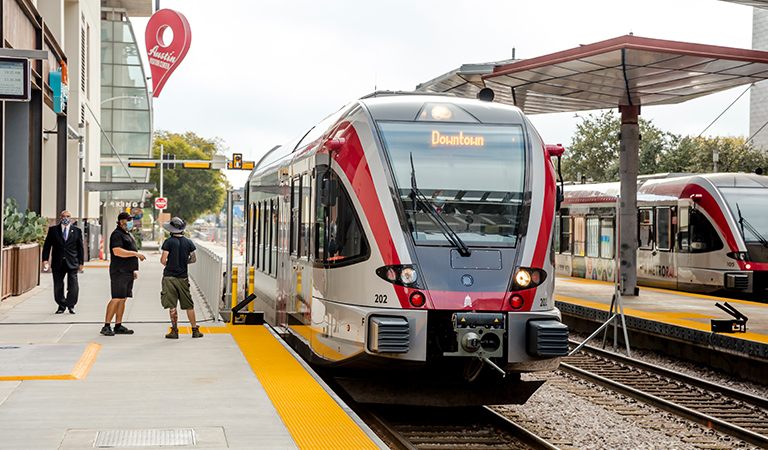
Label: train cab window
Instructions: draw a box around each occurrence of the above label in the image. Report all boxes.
[573,216,586,256]
[600,217,614,259]
[291,177,300,257]
[560,216,573,254]
[315,166,369,266]
[639,209,654,249]
[300,173,311,259]
[688,209,723,253]
[656,207,671,251]
[586,216,599,258]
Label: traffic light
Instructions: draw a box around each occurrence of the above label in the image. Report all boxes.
[233,153,243,169]
[162,154,176,169]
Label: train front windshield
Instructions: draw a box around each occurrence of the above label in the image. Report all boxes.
[379,122,526,247]
[720,187,768,244]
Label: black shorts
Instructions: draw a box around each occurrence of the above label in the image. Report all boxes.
[110,271,135,299]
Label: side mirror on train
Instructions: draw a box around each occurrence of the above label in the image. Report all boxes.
[324,137,346,152]
[546,144,565,212]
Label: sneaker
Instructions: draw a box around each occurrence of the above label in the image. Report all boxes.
[67,307,75,314]
[55,306,65,314]
[165,327,179,339]
[100,325,115,336]
[191,327,204,338]
[114,324,134,335]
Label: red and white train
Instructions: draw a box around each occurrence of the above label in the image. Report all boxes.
[243,92,569,403]
[555,173,768,298]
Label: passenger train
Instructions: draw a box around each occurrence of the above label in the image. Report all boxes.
[556,173,768,299]
[243,92,569,404]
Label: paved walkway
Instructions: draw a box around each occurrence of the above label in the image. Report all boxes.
[0,241,299,449]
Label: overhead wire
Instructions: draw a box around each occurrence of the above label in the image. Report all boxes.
[696,83,753,139]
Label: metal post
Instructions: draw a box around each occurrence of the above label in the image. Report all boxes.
[713,148,719,173]
[231,267,238,311]
[78,134,85,238]
[159,144,163,242]
[225,189,233,318]
[619,105,640,296]
[248,267,255,313]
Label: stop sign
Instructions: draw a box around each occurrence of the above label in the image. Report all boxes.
[155,197,167,210]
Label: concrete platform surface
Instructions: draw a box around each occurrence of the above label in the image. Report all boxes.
[0,245,384,450]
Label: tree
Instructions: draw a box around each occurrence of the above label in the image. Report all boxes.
[149,131,229,222]
[661,136,768,174]
[562,110,678,182]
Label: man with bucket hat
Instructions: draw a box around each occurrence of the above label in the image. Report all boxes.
[160,217,202,339]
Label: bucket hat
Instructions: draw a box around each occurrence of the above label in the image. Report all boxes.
[163,217,187,234]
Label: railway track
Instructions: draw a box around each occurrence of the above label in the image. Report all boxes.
[562,340,768,448]
[363,405,568,450]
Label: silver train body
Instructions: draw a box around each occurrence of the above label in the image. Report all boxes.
[244,93,568,389]
[555,173,768,298]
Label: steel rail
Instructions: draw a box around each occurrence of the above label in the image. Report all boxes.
[482,406,563,450]
[568,340,768,410]
[559,362,768,448]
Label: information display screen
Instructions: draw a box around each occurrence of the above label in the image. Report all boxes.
[0,58,30,101]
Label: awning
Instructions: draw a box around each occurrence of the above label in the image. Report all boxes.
[418,35,768,115]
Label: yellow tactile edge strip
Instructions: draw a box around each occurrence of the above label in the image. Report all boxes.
[0,342,102,381]
[227,324,379,450]
[174,327,230,334]
[556,294,768,344]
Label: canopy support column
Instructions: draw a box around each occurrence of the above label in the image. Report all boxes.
[619,105,640,296]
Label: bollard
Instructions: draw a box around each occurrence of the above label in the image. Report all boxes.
[231,266,238,320]
[248,267,255,313]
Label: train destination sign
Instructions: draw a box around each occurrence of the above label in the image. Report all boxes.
[0,58,30,101]
[431,130,485,147]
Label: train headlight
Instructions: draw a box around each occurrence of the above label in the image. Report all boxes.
[515,270,531,288]
[511,267,547,291]
[376,265,422,288]
[401,268,418,284]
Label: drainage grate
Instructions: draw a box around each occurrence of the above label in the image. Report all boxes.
[94,429,196,447]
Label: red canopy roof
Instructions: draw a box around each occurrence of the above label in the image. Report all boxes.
[481,35,768,114]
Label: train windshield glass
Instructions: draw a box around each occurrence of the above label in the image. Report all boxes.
[379,122,525,246]
[720,187,768,244]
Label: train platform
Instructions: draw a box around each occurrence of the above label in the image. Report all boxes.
[554,276,768,383]
[0,242,386,450]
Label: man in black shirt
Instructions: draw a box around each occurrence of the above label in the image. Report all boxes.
[101,212,146,336]
[160,217,201,339]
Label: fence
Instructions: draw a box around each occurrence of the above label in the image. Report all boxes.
[188,244,224,322]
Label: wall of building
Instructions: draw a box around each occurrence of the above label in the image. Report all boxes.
[751,7,768,152]
[4,103,31,213]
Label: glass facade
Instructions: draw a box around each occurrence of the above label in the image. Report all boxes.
[100,9,151,201]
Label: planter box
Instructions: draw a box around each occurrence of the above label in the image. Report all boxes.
[1,243,41,299]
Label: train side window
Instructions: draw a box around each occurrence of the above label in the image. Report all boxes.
[639,209,654,249]
[586,216,599,258]
[656,207,671,251]
[300,173,311,259]
[689,209,723,253]
[315,166,369,266]
[554,215,561,254]
[678,206,689,252]
[291,176,300,257]
[560,216,572,254]
[573,216,585,256]
[271,198,279,276]
[600,217,615,259]
[249,203,257,267]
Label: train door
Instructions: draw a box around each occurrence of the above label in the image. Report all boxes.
[277,181,290,328]
[287,174,313,327]
[637,208,654,282]
[297,172,312,322]
[572,216,586,277]
[653,206,676,289]
[677,203,691,290]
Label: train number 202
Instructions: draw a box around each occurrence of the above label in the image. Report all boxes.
[374,294,388,304]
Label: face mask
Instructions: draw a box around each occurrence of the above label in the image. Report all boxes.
[60,217,71,225]
[125,220,134,230]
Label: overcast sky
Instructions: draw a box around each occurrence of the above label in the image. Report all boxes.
[133,0,755,187]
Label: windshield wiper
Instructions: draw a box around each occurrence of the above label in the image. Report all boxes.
[736,203,768,248]
[410,153,470,257]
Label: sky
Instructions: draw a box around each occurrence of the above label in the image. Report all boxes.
[132,0,756,188]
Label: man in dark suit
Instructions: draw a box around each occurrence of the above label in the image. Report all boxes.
[42,210,84,314]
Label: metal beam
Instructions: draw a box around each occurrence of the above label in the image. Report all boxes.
[0,49,49,60]
[84,182,157,192]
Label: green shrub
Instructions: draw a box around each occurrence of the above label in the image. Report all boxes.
[3,199,49,246]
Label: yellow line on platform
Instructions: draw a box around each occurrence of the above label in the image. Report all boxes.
[227,324,378,450]
[556,295,768,344]
[174,327,230,334]
[0,342,101,381]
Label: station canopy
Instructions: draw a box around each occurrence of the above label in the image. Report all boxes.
[416,35,768,115]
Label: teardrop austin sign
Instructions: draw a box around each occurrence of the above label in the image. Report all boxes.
[145,9,191,98]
